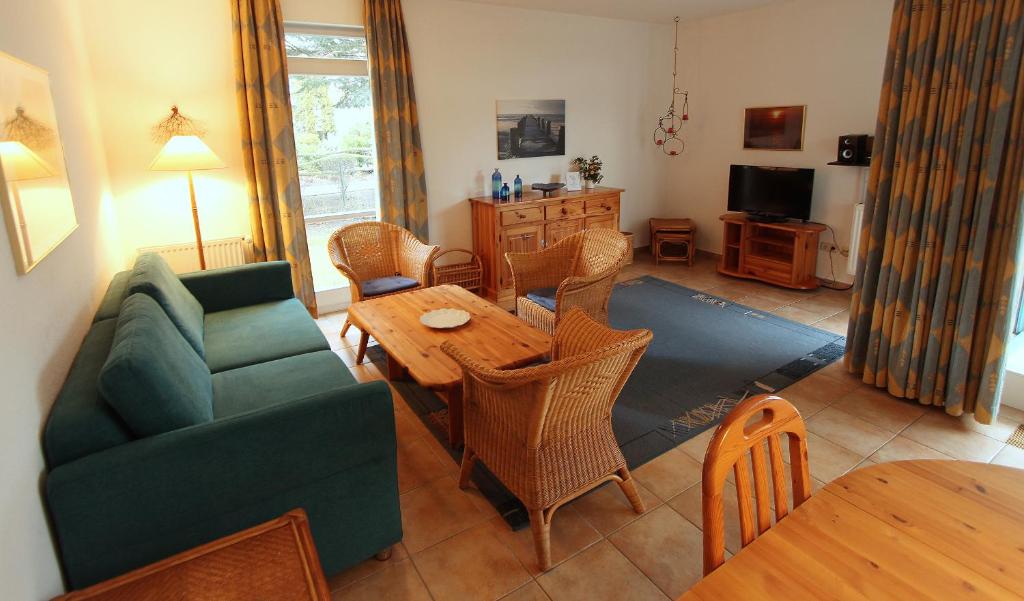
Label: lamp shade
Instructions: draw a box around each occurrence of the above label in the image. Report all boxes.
[0,141,54,181]
[150,135,225,171]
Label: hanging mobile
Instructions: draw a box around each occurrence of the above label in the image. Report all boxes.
[653,17,689,156]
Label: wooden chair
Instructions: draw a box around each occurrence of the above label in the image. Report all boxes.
[701,394,812,575]
[328,221,439,363]
[441,308,652,571]
[506,229,630,335]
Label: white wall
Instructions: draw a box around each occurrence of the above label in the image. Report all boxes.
[666,0,892,282]
[402,0,673,248]
[77,0,251,267]
[0,2,122,598]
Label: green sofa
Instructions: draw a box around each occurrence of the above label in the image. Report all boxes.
[43,254,402,589]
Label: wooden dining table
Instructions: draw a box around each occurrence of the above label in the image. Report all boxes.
[679,459,1024,600]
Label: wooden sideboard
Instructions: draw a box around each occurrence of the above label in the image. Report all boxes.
[718,212,826,289]
[470,187,622,306]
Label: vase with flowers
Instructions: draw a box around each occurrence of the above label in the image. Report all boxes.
[571,155,604,189]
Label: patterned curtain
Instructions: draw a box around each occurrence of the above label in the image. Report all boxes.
[846,0,1024,424]
[364,0,430,241]
[231,0,318,316]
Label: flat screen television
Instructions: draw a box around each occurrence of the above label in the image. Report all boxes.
[727,164,814,221]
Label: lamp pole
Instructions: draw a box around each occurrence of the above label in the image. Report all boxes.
[187,170,206,270]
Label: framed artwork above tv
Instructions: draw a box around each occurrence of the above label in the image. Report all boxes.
[743,105,805,151]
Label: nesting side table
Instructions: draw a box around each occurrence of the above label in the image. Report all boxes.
[650,218,697,265]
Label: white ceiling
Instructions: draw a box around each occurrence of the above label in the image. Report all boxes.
[456,0,789,24]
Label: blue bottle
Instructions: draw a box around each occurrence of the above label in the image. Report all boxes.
[500,182,511,203]
[514,174,523,200]
[492,168,502,200]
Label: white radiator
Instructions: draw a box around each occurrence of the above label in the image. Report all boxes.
[136,237,254,274]
[848,203,864,276]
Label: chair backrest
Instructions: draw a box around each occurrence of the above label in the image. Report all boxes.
[327,221,401,282]
[571,229,629,278]
[701,394,811,575]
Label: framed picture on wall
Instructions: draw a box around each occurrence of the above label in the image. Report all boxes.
[743,105,806,150]
[497,99,566,160]
[0,51,78,274]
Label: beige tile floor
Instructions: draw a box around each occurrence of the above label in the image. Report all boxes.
[316,251,1024,601]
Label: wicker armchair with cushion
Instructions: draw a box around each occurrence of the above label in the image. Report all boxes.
[506,229,630,334]
[328,221,439,363]
[441,308,653,571]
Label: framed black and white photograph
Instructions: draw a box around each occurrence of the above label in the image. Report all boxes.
[497,99,565,160]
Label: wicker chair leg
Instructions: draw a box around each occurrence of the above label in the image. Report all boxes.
[374,546,393,561]
[529,509,553,572]
[355,331,369,364]
[341,318,352,337]
[458,449,477,489]
[616,468,646,514]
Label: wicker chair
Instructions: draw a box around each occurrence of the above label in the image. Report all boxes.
[441,308,653,571]
[506,229,630,335]
[328,221,439,363]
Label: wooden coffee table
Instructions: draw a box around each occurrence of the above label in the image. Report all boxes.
[347,285,551,447]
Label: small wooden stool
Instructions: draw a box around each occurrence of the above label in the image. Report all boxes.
[650,218,696,265]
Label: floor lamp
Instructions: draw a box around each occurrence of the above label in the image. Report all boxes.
[150,135,225,270]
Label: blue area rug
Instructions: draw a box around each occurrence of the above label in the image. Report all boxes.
[367,275,845,529]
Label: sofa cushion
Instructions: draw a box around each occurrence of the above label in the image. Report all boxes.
[43,319,134,468]
[203,298,330,373]
[93,271,130,323]
[99,294,214,437]
[363,275,418,297]
[211,350,356,418]
[128,253,205,357]
[526,287,557,312]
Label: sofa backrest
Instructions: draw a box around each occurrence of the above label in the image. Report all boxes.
[93,270,130,323]
[43,318,134,469]
[99,294,214,437]
[128,253,205,357]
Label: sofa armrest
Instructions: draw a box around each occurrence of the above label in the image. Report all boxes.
[46,380,396,589]
[179,261,294,312]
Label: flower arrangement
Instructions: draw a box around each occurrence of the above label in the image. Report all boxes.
[571,155,604,185]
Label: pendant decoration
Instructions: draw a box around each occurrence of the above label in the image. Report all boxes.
[654,17,689,156]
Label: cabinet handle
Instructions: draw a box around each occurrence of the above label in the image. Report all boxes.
[516,213,526,219]
[561,207,568,215]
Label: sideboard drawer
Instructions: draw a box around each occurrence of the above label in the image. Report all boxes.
[544,201,585,220]
[500,207,544,226]
[585,196,619,215]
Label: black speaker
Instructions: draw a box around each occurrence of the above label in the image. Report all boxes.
[836,134,872,164]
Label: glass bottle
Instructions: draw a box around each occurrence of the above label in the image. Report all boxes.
[513,174,523,200]
[500,182,511,203]
[492,168,502,201]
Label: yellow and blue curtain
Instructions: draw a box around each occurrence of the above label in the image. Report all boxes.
[847,0,1024,424]
[364,0,430,241]
[231,0,318,316]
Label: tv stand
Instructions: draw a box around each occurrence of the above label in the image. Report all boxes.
[718,213,826,290]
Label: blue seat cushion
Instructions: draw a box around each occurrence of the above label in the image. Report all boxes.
[526,287,557,312]
[363,276,419,297]
[211,350,356,418]
[99,294,214,437]
[203,299,330,373]
[128,253,206,358]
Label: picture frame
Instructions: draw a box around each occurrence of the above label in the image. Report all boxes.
[0,51,77,274]
[497,99,566,160]
[565,171,582,192]
[743,105,806,151]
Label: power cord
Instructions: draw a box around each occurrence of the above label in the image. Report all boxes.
[809,221,854,291]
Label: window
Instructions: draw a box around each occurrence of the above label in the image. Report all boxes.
[285,24,378,302]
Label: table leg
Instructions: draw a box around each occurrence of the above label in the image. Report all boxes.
[386,353,409,381]
[438,385,464,449]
